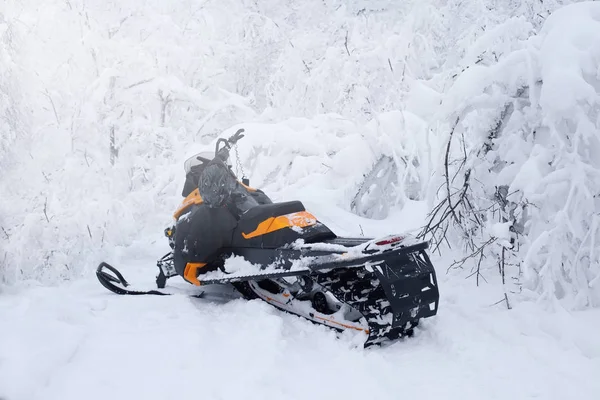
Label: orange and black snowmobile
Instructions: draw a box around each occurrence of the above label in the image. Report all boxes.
[96,129,439,347]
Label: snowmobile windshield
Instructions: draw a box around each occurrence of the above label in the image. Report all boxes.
[184,151,214,174]
[198,161,239,208]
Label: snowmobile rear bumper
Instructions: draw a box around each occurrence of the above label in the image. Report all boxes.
[371,248,438,329]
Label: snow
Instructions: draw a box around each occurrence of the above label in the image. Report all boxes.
[1,256,599,400]
[1,0,600,399]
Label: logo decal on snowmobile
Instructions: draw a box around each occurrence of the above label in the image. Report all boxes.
[242,211,318,239]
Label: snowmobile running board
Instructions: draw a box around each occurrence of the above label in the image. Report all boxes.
[198,241,431,284]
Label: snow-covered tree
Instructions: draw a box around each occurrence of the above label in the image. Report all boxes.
[421,2,600,310]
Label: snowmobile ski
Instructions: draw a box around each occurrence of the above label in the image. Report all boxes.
[96,262,193,296]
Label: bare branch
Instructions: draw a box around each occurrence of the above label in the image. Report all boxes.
[445,117,461,224]
[108,15,131,39]
[42,89,60,125]
[449,237,496,271]
[43,197,50,223]
[344,30,350,56]
[125,78,154,90]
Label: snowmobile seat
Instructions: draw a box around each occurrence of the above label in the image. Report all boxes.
[234,201,307,245]
[241,200,306,222]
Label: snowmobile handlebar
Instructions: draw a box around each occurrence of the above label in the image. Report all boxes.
[214,128,245,162]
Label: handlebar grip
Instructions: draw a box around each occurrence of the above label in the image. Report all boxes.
[228,128,245,144]
[214,128,245,161]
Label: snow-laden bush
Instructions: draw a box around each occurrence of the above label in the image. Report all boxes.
[422,2,600,309]
[0,11,22,161]
[0,8,28,285]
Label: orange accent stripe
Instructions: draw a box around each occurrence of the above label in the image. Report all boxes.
[184,262,206,286]
[260,290,368,333]
[265,296,287,306]
[242,211,317,239]
[174,189,203,219]
[313,315,369,333]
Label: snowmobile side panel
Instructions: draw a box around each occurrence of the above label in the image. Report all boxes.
[258,221,336,248]
[232,202,305,247]
[231,200,336,248]
[173,204,237,276]
[240,211,317,239]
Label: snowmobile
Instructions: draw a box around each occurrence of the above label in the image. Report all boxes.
[96,129,439,347]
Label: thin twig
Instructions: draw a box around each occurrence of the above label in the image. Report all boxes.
[504,292,512,309]
[445,117,461,224]
[125,78,154,90]
[448,237,495,271]
[43,197,50,223]
[302,60,311,74]
[43,89,60,125]
[344,30,350,56]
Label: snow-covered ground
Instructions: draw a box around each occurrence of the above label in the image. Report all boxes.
[2,253,599,400]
